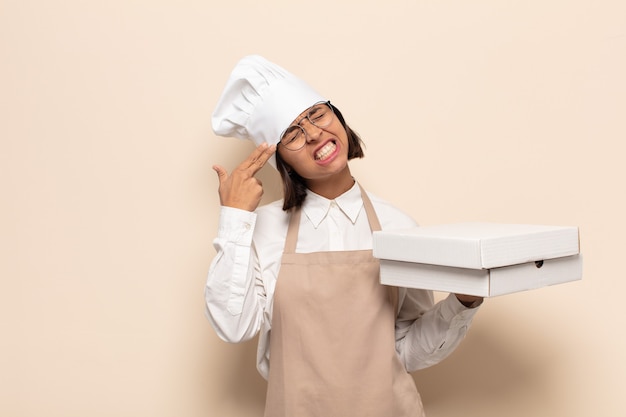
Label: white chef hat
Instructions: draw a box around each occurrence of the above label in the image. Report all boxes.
[211,55,326,167]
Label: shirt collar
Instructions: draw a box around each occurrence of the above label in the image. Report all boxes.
[301,181,363,228]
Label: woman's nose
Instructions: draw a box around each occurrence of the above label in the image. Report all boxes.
[302,119,323,142]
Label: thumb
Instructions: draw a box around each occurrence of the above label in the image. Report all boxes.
[212,165,228,184]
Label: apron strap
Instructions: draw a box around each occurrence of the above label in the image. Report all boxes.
[358,182,382,233]
[283,182,381,254]
[284,207,302,254]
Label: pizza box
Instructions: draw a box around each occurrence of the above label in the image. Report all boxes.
[373,223,582,297]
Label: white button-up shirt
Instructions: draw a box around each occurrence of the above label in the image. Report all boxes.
[205,182,480,379]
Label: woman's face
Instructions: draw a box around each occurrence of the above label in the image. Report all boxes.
[277,104,350,183]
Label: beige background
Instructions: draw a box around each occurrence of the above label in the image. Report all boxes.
[2,1,624,416]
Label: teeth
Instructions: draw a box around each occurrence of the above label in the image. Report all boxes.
[315,141,336,160]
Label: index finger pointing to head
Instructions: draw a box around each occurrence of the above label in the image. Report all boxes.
[241,143,269,170]
[247,143,276,174]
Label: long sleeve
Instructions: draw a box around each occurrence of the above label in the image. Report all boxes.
[395,289,480,372]
[204,206,266,343]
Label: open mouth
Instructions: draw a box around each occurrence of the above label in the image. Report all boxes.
[314,140,337,161]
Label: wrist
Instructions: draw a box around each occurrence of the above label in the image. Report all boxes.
[455,294,484,309]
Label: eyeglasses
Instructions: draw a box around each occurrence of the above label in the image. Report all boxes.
[278,101,334,151]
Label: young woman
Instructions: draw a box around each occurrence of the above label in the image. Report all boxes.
[206,55,483,417]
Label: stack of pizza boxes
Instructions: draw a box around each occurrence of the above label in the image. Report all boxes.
[373,223,582,297]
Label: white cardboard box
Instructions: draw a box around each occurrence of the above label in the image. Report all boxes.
[373,223,582,297]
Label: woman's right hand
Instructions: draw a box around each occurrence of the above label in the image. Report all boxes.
[212,143,277,212]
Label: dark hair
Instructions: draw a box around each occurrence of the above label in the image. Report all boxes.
[275,103,365,211]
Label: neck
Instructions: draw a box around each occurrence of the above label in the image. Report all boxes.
[305,166,355,200]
